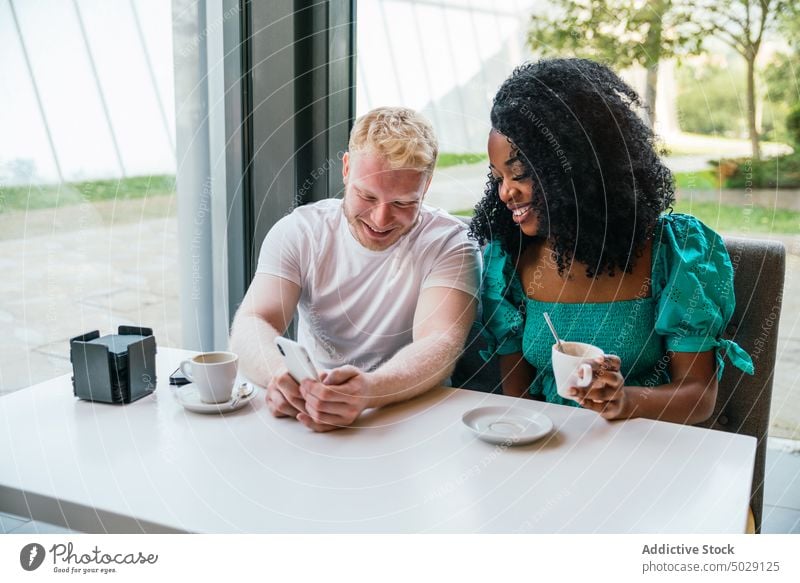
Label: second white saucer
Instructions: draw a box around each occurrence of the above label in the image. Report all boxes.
[462,405,553,445]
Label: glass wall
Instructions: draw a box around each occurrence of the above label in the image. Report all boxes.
[356,0,536,214]
[0,0,179,394]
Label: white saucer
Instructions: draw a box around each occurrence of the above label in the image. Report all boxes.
[175,382,257,414]
[462,406,554,445]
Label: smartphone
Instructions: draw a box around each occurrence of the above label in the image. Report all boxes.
[274,337,320,383]
[169,367,191,386]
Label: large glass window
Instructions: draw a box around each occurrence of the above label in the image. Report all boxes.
[0,0,179,395]
[356,0,535,215]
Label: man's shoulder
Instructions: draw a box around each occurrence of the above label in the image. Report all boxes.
[287,198,342,223]
[270,199,342,238]
[416,205,475,247]
[263,199,342,251]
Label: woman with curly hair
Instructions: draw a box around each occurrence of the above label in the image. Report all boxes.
[470,58,753,423]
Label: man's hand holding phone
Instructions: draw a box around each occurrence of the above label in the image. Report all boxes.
[273,337,372,432]
[268,337,320,418]
[265,367,307,418]
[297,366,372,431]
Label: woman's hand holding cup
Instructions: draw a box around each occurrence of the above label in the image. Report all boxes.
[570,354,628,420]
[552,343,628,420]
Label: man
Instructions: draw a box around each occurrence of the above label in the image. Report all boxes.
[230,106,480,432]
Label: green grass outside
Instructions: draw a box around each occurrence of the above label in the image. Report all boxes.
[671,201,799,234]
[436,158,742,192]
[674,170,718,190]
[4,172,797,234]
[451,202,799,234]
[0,175,175,213]
[437,152,488,168]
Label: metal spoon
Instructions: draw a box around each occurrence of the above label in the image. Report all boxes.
[543,312,564,353]
[229,383,253,408]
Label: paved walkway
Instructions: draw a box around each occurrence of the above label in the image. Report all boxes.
[1,168,797,438]
[0,198,181,396]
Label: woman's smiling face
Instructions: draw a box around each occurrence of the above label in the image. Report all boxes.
[487,130,539,237]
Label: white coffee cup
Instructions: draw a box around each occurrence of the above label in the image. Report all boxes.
[179,351,238,403]
[552,341,604,401]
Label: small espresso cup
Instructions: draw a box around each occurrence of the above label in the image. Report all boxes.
[552,341,604,401]
[179,351,238,403]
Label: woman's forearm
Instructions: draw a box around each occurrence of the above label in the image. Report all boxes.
[621,381,717,424]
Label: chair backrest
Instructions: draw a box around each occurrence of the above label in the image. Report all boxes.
[452,225,786,533]
[697,236,785,533]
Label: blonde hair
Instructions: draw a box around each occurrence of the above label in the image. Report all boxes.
[348,107,438,175]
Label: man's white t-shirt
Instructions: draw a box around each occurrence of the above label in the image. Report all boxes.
[256,198,480,372]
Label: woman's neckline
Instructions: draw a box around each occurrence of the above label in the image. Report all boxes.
[524,294,654,305]
[513,236,656,305]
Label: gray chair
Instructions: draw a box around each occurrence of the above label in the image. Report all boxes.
[697,236,785,533]
[453,233,785,533]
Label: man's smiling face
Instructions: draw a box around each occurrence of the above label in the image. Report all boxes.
[341,151,430,251]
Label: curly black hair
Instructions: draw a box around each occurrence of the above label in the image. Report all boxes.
[469,58,675,277]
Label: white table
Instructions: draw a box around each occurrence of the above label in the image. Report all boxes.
[0,348,755,533]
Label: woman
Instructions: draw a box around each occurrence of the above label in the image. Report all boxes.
[470,58,753,423]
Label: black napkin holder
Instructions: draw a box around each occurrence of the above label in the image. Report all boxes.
[70,326,157,404]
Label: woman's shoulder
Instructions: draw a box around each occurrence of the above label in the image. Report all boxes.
[652,212,734,301]
[481,239,526,299]
[483,238,507,258]
[482,239,512,275]
[655,212,724,250]
[653,213,730,273]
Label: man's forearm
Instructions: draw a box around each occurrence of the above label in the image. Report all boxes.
[364,332,463,409]
[229,312,285,387]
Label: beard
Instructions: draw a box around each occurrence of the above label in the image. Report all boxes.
[341,193,420,252]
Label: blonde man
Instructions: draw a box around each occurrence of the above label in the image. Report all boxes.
[230,107,480,432]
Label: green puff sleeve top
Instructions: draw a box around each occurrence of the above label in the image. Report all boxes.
[479,213,754,407]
